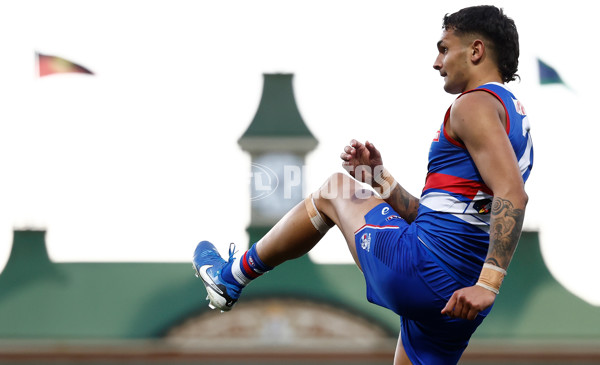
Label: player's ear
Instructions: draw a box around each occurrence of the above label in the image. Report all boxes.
[470,39,485,64]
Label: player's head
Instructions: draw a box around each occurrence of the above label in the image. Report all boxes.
[443,5,519,83]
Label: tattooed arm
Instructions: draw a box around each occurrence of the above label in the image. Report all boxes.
[487,197,526,269]
[440,91,529,320]
[341,139,420,222]
[381,174,420,223]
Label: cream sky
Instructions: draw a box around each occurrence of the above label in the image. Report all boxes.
[0,0,598,305]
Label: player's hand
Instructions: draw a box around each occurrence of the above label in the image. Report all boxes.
[340,139,384,183]
[441,285,496,321]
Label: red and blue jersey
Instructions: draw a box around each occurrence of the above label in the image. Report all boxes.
[414,83,533,285]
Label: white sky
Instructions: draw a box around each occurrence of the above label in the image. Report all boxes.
[0,0,598,305]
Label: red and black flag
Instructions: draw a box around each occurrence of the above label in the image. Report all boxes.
[36,52,94,77]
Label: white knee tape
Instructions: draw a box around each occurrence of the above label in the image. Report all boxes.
[304,195,332,235]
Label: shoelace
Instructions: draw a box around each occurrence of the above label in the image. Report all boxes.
[228,242,237,262]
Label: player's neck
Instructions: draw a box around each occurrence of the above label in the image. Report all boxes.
[464,72,503,92]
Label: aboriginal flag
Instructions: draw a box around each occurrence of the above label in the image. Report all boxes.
[537,58,564,85]
[37,52,94,77]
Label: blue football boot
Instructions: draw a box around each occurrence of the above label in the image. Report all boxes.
[192,241,242,312]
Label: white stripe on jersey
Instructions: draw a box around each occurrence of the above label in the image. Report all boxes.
[518,132,533,176]
[420,191,458,212]
[420,190,492,213]
[420,191,492,232]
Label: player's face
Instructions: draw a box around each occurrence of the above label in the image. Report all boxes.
[433,29,471,94]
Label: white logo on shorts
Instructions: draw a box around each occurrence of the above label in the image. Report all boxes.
[360,233,371,252]
[382,207,389,215]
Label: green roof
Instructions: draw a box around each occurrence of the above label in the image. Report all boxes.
[1,230,599,341]
[238,74,317,145]
[0,231,199,338]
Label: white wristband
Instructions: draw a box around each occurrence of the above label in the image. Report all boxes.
[483,263,507,275]
[476,282,500,295]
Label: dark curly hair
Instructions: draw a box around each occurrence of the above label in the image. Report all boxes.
[443,5,520,83]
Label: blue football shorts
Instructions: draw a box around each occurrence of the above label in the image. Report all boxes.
[354,202,490,365]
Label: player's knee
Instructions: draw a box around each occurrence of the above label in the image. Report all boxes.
[316,173,351,201]
[305,173,375,234]
[303,173,348,233]
[316,172,374,202]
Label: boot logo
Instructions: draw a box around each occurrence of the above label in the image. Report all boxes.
[199,265,224,295]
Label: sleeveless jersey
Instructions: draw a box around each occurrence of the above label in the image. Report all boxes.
[414,82,534,285]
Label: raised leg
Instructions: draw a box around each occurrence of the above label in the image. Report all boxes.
[256,172,383,269]
[193,173,384,312]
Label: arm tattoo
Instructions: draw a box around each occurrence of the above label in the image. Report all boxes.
[485,257,501,267]
[488,197,525,269]
[385,185,419,223]
[396,188,419,223]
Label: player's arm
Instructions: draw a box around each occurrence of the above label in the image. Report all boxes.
[341,139,419,223]
[441,91,528,320]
